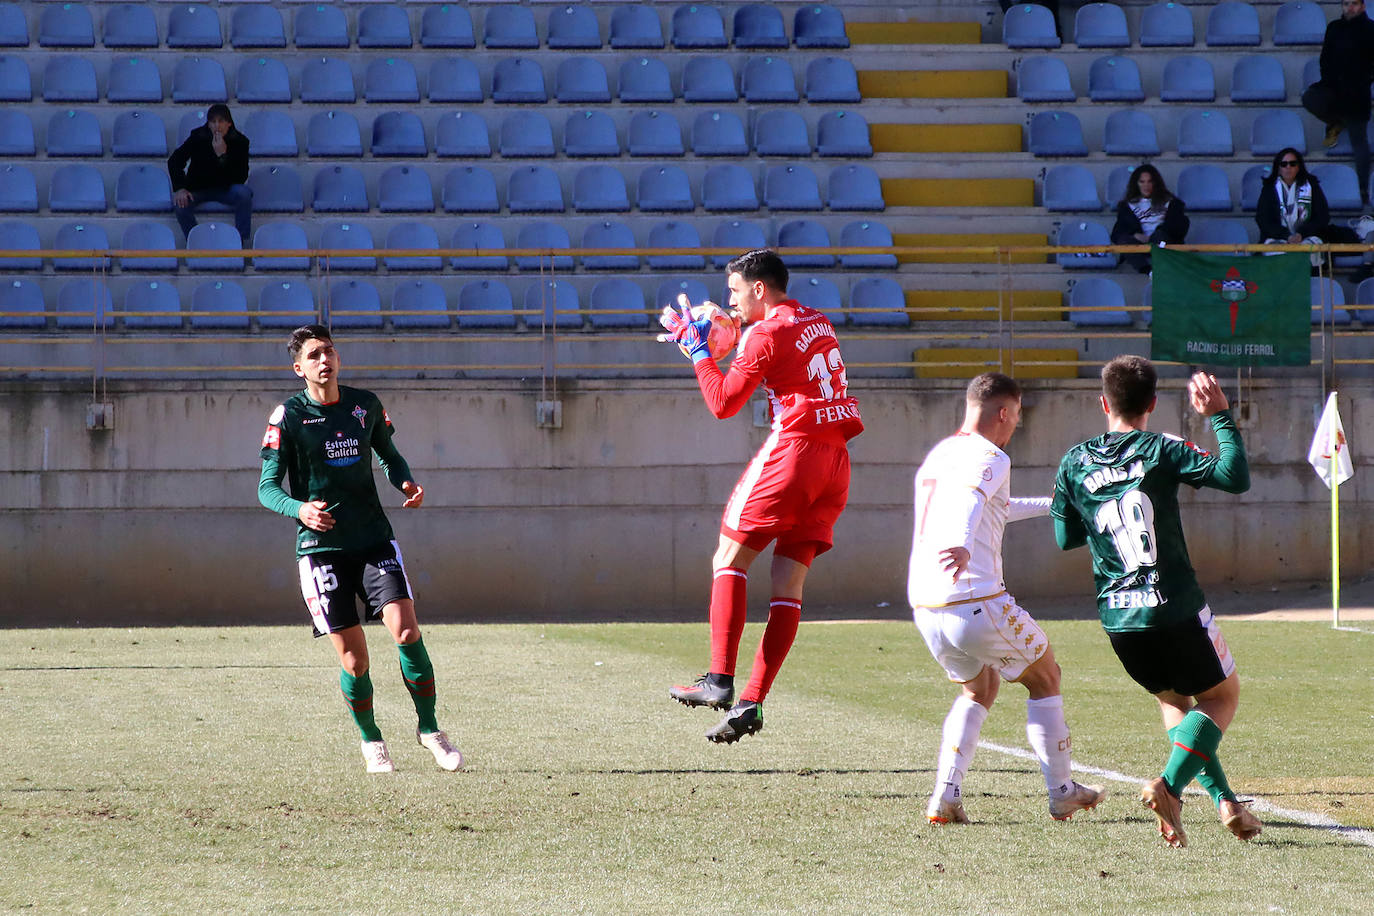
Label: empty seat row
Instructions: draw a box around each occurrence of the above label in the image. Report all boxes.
[1029,108,1319,158]
[1019,54,1306,104]
[0,4,849,52]
[0,53,862,105]
[1006,1,1327,50]
[1055,217,1259,271]
[1043,162,1371,212]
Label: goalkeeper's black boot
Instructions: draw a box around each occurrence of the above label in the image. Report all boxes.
[705,701,763,744]
[669,672,734,710]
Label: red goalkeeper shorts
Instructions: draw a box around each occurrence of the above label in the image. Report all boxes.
[720,433,850,557]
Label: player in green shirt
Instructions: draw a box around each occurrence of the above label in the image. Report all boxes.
[1051,356,1261,847]
[259,325,463,774]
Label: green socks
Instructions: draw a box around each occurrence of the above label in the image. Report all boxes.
[1162,711,1224,798]
[340,669,383,742]
[1168,723,1237,807]
[397,638,439,734]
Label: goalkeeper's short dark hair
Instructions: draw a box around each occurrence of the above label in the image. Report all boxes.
[726,248,789,296]
[288,324,332,359]
[965,372,1021,406]
[1102,355,1157,418]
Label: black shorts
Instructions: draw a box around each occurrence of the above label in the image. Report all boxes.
[296,541,413,638]
[1106,606,1237,696]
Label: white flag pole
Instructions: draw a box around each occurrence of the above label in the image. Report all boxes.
[1331,439,1340,629]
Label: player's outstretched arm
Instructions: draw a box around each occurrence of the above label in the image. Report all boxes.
[1188,372,1250,494]
[1008,496,1052,521]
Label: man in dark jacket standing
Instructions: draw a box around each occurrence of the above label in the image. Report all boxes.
[1307,0,1374,207]
[167,103,252,242]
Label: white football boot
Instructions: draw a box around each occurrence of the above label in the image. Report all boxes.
[361,739,396,774]
[417,729,464,771]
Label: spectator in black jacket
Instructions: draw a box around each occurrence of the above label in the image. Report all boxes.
[167,104,252,242]
[1256,148,1361,264]
[1303,0,1374,207]
[1110,164,1189,274]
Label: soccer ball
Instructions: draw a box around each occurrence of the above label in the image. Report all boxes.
[680,303,740,361]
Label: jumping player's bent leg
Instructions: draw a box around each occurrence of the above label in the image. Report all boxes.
[669,537,761,711]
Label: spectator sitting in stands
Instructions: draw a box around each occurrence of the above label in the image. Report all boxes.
[1302,0,1374,208]
[1256,148,1360,266]
[168,103,252,243]
[1110,164,1189,274]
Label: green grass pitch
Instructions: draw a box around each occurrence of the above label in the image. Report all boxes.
[3,619,1372,914]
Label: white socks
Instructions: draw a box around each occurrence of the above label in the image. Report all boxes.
[1026,695,1073,796]
[935,694,989,803]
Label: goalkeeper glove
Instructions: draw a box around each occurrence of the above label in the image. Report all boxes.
[657,303,714,364]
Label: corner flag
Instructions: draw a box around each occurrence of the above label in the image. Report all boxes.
[1307,392,1353,490]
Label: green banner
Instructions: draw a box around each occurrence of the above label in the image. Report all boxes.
[1150,248,1310,366]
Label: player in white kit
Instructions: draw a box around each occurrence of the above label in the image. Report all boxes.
[908,373,1104,825]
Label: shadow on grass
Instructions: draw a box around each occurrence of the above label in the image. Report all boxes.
[2,664,333,671]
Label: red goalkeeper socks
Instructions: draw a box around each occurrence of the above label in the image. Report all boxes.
[708,567,749,675]
[741,598,802,704]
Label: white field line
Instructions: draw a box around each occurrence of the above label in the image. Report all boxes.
[979,740,1374,849]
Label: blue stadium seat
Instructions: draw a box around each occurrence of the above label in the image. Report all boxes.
[251,221,310,272]
[1106,163,1132,206]
[610,6,664,48]
[358,5,412,49]
[1056,220,1117,269]
[1104,110,1160,156]
[0,109,31,155]
[450,221,508,271]
[1311,278,1351,325]
[849,277,909,327]
[52,222,109,272]
[1189,218,1251,250]
[741,55,798,102]
[122,281,182,330]
[103,3,158,48]
[421,5,475,49]
[1177,164,1234,211]
[692,110,748,156]
[1003,4,1061,49]
[50,164,105,212]
[591,277,649,329]
[259,280,316,329]
[1231,55,1286,102]
[712,220,767,267]
[108,55,162,103]
[794,5,849,48]
[457,279,516,329]
[647,220,706,269]
[755,109,810,156]
[236,57,290,103]
[0,53,29,101]
[484,6,538,49]
[384,222,442,270]
[168,5,222,48]
[838,220,899,269]
[492,57,547,103]
[734,5,788,49]
[637,165,694,211]
[44,55,96,102]
[703,163,760,211]
[549,4,601,49]
[47,109,102,157]
[393,280,451,330]
[186,222,243,271]
[581,220,638,270]
[673,4,727,48]
[555,57,611,103]
[500,111,555,157]
[0,279,43,330]
[765,164,821,211]
[1018,56,1075,102]
[804,57,860,103]
[0,3,25,47]
[56,278,112,330]
[1068,277,1131,325]
[778,220,834,268]
[307,110,362,157]
[509,222,573,270]
[39,3,94,47]
[683,56,737,102]
[573,165,630,212]
[172,57,227,103]
[654,278,710,314]
[365,57,419,102]
[509,165,565,213]
[1043,164,1102,211]
[1161,55,1215,102]
[1274,1,1326,44]
[300,57,356,103]
[327,280,383,331]
[1311,164,1363,209]
[442,166,499,212]
[319,222,375,271]
[0,221,39,269]
[1140,2,1195,46]
[524,279,583,330]
[1089,56,1144,102]
[1250,109,1306,156]
[429,57,482,102]
[1178,110,1234,156]
[627,110,682,157]
[377,165,435,212]
[230,6,286,48]
[294,5,349,49]
[114,164,170,212]
[312,165,369,212]
[190,280,249,330]
[817,111,871,157]
[618,57,673,103]
[788,276,846,322]
[1351,278,1374,323]
[246,166,302,213]
[242,111,297,157]
[435,112,491,157]
[1240,164,1268,211]
[1206,2,1260,46]
[372,110,427,157]
[1029,111,1087,157]
[1302,57,1321,90]
[1075,3,1129,47]
[0,164,36,211]
[828,164,885,210]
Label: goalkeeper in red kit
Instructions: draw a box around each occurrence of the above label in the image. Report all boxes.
[660,249,863,743]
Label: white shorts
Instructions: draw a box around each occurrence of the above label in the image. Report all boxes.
[913,593,1050,684]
